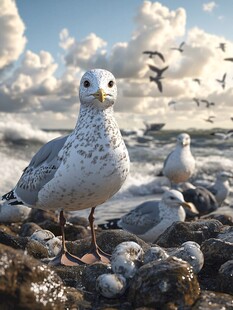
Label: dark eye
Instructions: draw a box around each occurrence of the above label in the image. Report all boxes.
[84,80,90,88]
[170,196,175,200]
[108,80,114,88]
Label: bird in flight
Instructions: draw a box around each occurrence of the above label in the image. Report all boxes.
[168,100,177,109]
[224,58,233,62]
[200,99,215,108]
[193,97,200,107]
[203,116,215,123]
[210,130,233,140]
[217,43,226,52]
[216,73,226,89]
[148,64,169,93]
[143,50,165,62]
[193,78,201,85]
[170,41,185,53]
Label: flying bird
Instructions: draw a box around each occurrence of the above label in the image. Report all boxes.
[143,50,165,62]
[193,78,201,85]
[193,97,200,107]
[170,41,185,53]
[2,69,130,266]
[203,116,215,123]
[210,130,233,140]
[217,43,226,52]
[148,64,169,93]
[216,73,226,89]
[224,58,233,62]
[168,100,177,109]
[200,99,215,108]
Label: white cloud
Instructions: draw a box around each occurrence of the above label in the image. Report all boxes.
[0,0,26,70]
[202,2,217,12]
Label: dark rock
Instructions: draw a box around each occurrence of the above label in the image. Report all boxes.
[67,215,89,227]
[192,290,233,309]
[51,265,86,289]
[82,262,112,292]
[128,256,200,308]
[26,239,49,259]
[0,244,73,309]
[27,208,57,223]
[205,213,233,226]
[0,229,28,249]
[19,222,42,237]
[218,260,233,295]
[156,219,223,247]
[201,238,233,267]
[217,225,233,242]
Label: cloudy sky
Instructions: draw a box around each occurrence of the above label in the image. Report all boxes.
[1,0,233,130]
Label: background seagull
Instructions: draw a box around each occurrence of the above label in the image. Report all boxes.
[193,97,200,107]
[148,64,169,93]
[193,78,201,85]
[143,50,165,62]
[216,73,226,89]
[210,130,233,140]
[203,116,215,123]
[217,42,226,52]
[170,41,185,53]
[201,100,215,108]
[99,190,194,243]
[224,57,233,62]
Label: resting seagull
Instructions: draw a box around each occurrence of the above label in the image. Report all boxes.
[99,190,194,243]
[2,69,130,266]
[163,133,195,184]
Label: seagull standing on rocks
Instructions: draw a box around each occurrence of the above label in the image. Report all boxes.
[163,133,195,185]
[2,69,130,266]
[100,190,194,243]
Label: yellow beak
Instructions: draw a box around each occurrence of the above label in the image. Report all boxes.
[92,88,106,102]
[181,201,199,214]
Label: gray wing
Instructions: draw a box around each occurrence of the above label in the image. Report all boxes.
[119,200,161,235]
[163,150,174,170]
[14,134,69,205]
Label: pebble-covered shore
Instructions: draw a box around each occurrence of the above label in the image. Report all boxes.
[1,207,233,309]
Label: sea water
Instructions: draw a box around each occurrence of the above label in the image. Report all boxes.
[0,123,233,224]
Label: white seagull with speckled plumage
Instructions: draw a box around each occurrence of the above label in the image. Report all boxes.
[2,69,130,266]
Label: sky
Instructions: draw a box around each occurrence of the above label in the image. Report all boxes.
[1,0,233,131]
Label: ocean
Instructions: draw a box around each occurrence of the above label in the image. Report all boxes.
[1,123,233,224]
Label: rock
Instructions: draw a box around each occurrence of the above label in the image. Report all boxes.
[217,226,233,242]
[128,256,200,308]
[0,202,31,223]
[205,213,233,226]
[192,290,233,309]
[168,241,204,274]
[96,274,127,298]
[30,229,55,243]
[156,219,223,247]
[27,208,57,224]
[26,239,49,259]
[143,246,169,264]
[19,222,42,237]
[46,237,62,256]
[0,244,70,309]
[201,238,233,268]
[51,265,86,289]
[67,215,89,227]
[111,241,144,279]
[0,229,28,249]
[218,260,233,295]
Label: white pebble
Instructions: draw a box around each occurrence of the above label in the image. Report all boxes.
[111,241,144,278]
[144,246,169,264]
[96,273,127,298]
[170,241,204,273]
[46,237,62,256]
[30,229,55,244]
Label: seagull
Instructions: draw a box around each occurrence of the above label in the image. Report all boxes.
[217,43,226,52]
[203,116,215,123]
[210,130,233,140]
[193,78,201,85]
[170,41,185,53]
[99,190,194,243]
[201,100,215,108]
[168,100,177,109]
[216,73,226,89]
[148,64,169,93]
[163,133,196,184]
[224,58,233,62]
[193,97,200,107]
[207,171,233,206]
[2,69,130,266]
[143,51,165,62]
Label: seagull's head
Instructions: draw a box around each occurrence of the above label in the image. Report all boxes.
[79,69,117,110]
[162,189,193,210]
[177,133,191,147]
[216,171,233,181]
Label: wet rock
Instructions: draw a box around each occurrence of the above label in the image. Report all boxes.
[192,290,233,309]
[156,219,223,247]
[201,238,233,267]
[218,260,233,295]
[46,237,62,256]
[82,262,112,292]
[51,265,86,289]
[217,225,233,242]
[111,242,144,279]
[96,274,127,298]
[30,229,55,243]
[27,208,57,224]
[168,241,204,274]
[128,256,200,308]
[205,213,233,226]
[0,202,31,223]
[0,229,28,249]
[143,246,169,264]
[19,222,42,237]
[26,239,49,259]
[67,215,89,227]
[0,244,70,309]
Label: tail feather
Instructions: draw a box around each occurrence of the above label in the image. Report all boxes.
[2,190,23,205]
[98,218,121,230]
